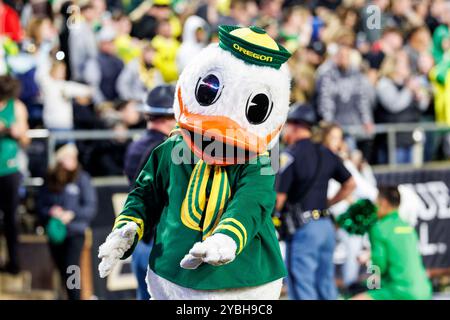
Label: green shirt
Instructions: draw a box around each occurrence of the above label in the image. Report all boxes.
[0,99,19,177]
[368,211,432,300]
[432,24,450,64]
[115,134,287,290]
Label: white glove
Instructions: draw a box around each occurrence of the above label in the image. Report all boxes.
[98,222,138,278]
[180,233,237,270]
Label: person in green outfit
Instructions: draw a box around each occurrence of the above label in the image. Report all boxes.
[431,2,450,64]
[352,186,432,300]
[0,75,29,274]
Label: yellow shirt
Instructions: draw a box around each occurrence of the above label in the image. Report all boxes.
[114,35,141,64]
[151,35,180,83]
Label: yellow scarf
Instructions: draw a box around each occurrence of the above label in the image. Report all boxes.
[180,159,231,240]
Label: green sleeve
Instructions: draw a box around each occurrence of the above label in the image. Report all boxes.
[369,224,388,274]
[430,54,450,85]
[432,25,449,64]
[212,156,276,255]
[114,142,169,259]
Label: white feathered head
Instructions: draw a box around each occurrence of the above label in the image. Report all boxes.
[174,25,291,165]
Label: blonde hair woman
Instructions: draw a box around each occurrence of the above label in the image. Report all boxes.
[375,51,430,164]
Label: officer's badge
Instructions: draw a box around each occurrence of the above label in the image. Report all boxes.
[279,152,293,173]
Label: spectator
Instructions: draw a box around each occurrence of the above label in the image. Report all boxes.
[83,26,124,104]
[320,123,378,289]
[364,27,404,72]
[151,19,180,83]
[130,0,180,40]
[37,144,97,300]
[374,52,430,164]
[68,1,99,82]
[36,60,93,131]
[426,0,446,34]
[0,75,29,275]
[316,30,374,153]
[404,26,432,75]
[278,6,313,52]
[0,0,24,42]
[112,12,141,64]
[116,43,163,102]
[290,62,316,105]
[114,100,142,129]
[195,0,222,29]
[304,40,327,68]
[259,0,283,20]
[219,0,257,27]
[176,15,209,72]
[431,0,450,64]
[386,0,423,33]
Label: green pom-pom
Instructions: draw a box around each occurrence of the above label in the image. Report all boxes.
[337,199,377,235]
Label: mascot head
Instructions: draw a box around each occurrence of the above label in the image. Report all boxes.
[174,25,291,165]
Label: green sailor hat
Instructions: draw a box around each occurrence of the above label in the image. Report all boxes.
[218,25,291,69]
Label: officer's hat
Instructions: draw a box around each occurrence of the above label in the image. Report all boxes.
[218,25,291,69]
[140,85,175,117]
[286,103,318,127]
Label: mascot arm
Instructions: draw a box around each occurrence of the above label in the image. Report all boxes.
[180,156,275,269]
[98,144,167,277]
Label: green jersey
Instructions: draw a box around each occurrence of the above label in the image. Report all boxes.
[367,211,432,300]
[0,99,19,177]
[432,24,450,65]
[114,134,287,290]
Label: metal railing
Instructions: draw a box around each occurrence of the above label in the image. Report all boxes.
[344,122,450,166]
[26,122,450,169]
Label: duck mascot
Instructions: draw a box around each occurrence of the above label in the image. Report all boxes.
[98,25,292,299]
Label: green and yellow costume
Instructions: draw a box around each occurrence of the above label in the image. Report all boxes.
[113,134,286,290]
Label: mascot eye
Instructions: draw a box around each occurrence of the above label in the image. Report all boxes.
[245,93,273,125]
[195,74,223,106]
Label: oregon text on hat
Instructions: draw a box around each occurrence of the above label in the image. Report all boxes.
[232,43,273,62]
[218,25,291,69]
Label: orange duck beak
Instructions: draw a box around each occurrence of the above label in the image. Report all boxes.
[176,88,280,165]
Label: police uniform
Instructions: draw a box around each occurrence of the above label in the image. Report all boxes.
[123,85,175,300]
[124,85,176,184]
[124,129,166,183]
[276,105,352,300]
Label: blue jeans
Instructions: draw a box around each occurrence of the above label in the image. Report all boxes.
[286,218,337,300]
[131,241,152,300]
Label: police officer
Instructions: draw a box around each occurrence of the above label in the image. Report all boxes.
[123,85,176,299]
[275,104,356,300]
[124,85,176,184]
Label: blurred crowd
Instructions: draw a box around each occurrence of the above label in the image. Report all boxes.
[1,0,447,300]
[1,0,450,179]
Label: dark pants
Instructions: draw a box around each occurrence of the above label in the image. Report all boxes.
[0,172,21,271]
[49,234,85,300]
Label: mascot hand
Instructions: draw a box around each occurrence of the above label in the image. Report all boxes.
[180,233,237,269]
[98,222,138,278]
